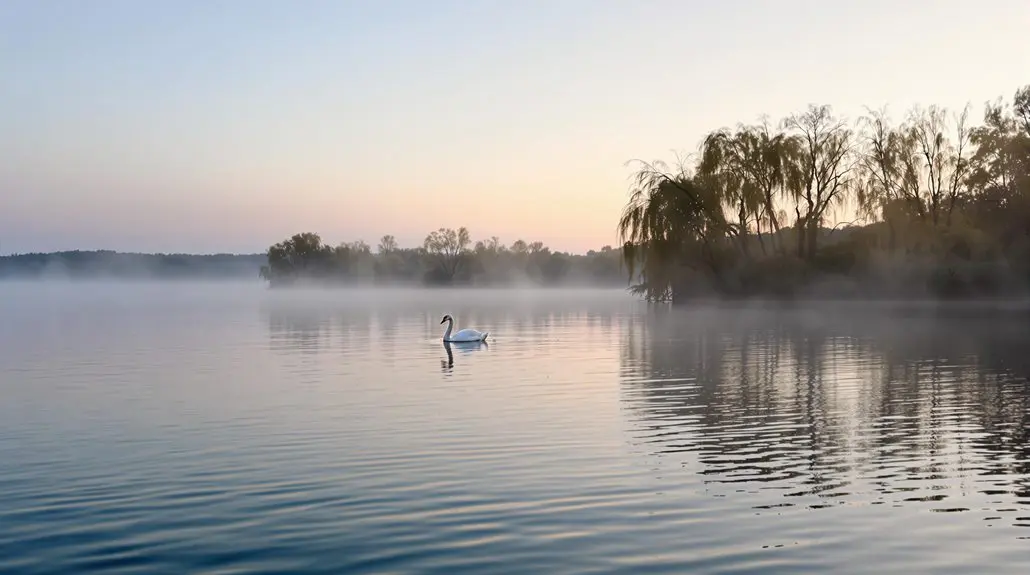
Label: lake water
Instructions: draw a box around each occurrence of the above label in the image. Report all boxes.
[1,282,1029,574]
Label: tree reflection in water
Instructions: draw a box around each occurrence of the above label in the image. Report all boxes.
[620,303,1030,526]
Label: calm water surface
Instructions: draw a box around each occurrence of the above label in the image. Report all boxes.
[1,282,1029,573]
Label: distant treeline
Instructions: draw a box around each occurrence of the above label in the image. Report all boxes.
[619,82,1030,302]
[0,250,265,280]
[260,230,629,287]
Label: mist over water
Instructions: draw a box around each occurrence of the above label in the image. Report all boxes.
[1,282,1028,573]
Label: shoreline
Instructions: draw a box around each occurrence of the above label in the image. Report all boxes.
[5,277,1030,306]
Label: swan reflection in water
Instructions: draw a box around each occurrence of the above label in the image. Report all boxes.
[441,339,488,372]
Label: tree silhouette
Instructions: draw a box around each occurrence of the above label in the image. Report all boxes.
[422,227,471,284]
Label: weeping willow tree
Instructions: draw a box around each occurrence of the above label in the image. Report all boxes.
[617,160,730,302]
[697,131,761,257]
[696,122,801,256]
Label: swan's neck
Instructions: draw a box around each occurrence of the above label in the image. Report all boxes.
[443,318,453,340]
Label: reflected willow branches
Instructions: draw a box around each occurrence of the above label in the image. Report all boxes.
[620,304,1030,525]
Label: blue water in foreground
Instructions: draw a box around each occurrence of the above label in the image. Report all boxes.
[1,282,1028,574]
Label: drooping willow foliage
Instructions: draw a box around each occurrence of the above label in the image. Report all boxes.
[617,161,728,302]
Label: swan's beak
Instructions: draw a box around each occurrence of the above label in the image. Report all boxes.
[439,318,446,324]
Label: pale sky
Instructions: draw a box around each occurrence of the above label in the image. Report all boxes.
[2,0,1028,255]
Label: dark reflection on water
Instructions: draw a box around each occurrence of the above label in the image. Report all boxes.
[442,341,489,373]
[621,304,1030,530]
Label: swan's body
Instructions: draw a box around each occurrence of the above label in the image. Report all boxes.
[440,314,488,343]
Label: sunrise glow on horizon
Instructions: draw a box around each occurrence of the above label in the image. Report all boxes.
[3,0,1029,255]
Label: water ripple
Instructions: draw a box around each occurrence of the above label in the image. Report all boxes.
[1,286,1029,573]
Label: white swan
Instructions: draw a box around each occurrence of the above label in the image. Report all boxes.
[440,314,489,343]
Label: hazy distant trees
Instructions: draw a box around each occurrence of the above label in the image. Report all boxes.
[620,82,1030,302]
[422,227,471,284]
[259,228,627,288]
[260,232,333,284]
[0,250,265,280]
[377,235,398,255]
